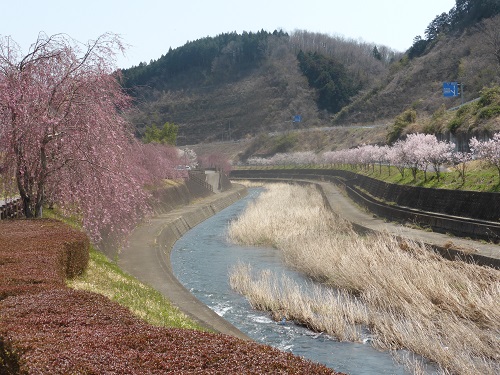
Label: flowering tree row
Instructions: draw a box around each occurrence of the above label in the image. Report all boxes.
[198,152,233,173]
[247,132,500,183]
[0,33,190,244]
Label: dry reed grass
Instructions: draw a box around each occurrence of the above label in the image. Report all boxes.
[227,183,500,375]
[231,179,266,188]
[230,263,366,342]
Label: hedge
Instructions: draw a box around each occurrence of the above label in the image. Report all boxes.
[0,219,340,374]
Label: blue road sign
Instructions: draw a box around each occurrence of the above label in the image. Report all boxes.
[443,82,460,97]
[293,115,302,122]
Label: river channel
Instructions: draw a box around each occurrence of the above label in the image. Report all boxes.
[171,188,433,374]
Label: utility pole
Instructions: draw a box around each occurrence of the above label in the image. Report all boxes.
[460,82,464,105]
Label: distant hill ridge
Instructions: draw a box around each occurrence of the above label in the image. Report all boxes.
[122,2,500,145]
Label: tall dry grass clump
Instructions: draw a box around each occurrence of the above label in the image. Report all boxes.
[228,182,352,248]
[228,183,500,375]
[230,263,367,342]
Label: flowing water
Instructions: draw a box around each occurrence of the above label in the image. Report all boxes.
[171,188,435,374]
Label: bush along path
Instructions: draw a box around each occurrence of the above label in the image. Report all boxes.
[0,219,342,374]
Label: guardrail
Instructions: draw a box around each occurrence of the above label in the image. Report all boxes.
[188,170,214,193]
[448,97,480,111]
[0,198,24,220]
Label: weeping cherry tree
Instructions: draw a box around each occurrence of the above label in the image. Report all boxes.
[0,32,149,242]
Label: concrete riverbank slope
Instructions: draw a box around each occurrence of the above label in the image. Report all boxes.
[118,183,250,340]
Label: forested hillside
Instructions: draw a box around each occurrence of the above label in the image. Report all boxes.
[123,29,395,144]
[122,0,500,146]
[336,1,500,125]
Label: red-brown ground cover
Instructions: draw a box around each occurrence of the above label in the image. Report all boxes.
[0,220,342,374]
[0,219,89,300]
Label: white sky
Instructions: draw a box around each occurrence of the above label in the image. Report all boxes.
[2,0,456,69]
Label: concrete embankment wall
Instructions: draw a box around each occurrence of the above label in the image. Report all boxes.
[155,185,247,261]
[118,183,249,339]
[148,179,247,256]
[149,177,216,215]
[231,169,500,222]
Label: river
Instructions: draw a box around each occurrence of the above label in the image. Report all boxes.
[171,188,435,374]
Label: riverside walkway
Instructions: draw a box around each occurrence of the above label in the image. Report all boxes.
[118,185,251,340]
[118,179,499,341]
[317,181,500,267]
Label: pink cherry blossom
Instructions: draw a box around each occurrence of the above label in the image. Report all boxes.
[0,33,183,245]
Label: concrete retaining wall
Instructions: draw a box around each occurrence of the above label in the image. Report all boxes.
[156,186,247,258]
[230,169,500,243]
[230,169,500,222]
[149,178,215,215]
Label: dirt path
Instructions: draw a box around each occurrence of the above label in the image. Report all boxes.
[317,181,500,266]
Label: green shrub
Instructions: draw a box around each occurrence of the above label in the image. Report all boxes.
[425,104,448,133]
[478,86,500,107]
[272,133,298,153]
[477,104,500,119]
[447,117,464,132]
[387,109,417,144]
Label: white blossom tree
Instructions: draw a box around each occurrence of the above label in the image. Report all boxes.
[451,151,473,184]
[470,132,500,180]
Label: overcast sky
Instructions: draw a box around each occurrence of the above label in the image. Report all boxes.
[2,0,456,69]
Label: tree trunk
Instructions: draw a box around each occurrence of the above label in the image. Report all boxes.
[21,195,34,218]
[35,196,44,217]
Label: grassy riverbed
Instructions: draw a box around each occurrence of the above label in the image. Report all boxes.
[228,182,500,375]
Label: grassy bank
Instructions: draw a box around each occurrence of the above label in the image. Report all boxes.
[335,162,500,192]
[228,182,500,375]
[235,163,500,192]
[67,246,205,331]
